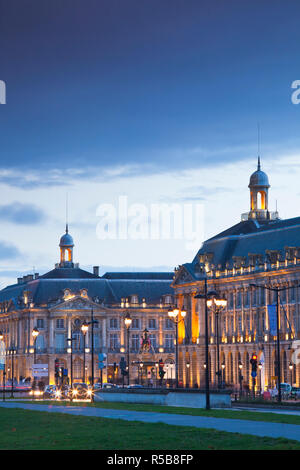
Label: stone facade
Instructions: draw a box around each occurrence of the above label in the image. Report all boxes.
[173,159,300,392]
[0,230,176,387]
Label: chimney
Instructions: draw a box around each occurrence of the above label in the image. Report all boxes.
[93,266,99,276]
[27,275,34,282]
[34,273,39,279]
[17,278,23,284]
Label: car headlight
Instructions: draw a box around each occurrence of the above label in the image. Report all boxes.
[72,389,78,395]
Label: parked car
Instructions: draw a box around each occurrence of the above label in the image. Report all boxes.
[43,385,57,399]
[93,383,102,390]
[69,383,92,399]
[29,388,44,398]
[127,384,144,389]
[102,383,118,389]
[280,383,292,397]
[291,386,300,399]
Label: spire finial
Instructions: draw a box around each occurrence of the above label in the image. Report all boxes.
[257,122,261,170]
[66,193,68,233]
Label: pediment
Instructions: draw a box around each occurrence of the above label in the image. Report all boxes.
[173,265,195,286]
[50,295,106,312]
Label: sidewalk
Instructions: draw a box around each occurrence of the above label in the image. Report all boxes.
[1,401,300,442]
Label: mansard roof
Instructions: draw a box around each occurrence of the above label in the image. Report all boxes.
[0,267,173,307]
[102,272,173,280]
[191,215,300,271]
[40,267,99,279]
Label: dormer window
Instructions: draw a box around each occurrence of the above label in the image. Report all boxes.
[131,295,138,305]
[63,289,74,301]
[80,289,88,298]
[23,290,31,305]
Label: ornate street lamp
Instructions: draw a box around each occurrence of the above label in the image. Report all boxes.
[81,322,89,383]
[186,361,190,388]
[124,312,132,386]
[67,336,75,400]
[238,360,243,396]
[206,295,227,389]
[0,331,6,401]
[221,361,226,387]
[32,327,39,386]
[258,361,263,394]
[167,306,186,388]
[289,361,293,386]
[8,345,16,398]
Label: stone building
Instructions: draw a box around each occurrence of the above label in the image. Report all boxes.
[0,226,175,386]
[173,158,300,391]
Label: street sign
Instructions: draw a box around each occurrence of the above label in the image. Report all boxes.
[32,364,49,377]
[98,353,107,370]
[251,371,257,378]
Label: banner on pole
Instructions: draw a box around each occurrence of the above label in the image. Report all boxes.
[267,304,277,336]
[0,340,5,367]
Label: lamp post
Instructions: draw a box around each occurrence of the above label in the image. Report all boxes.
[139,362,143,386]
[32,327,39,365]
[289,361,293,386]
[186,361,190,388]
[250,283,298,404]
[81,322,89,383]
[194,277,218,410]
[124,312,132,386]
[9,345,16,398]
[207,296,227,389]
[167,306,186,388]
[0,331,5,402]
[221,362,225,387]
[82,311,99,400]
[258,361,263,394]
[155,362,159,387]
[32,327,39,387]
[67,336,75,400]
[238,361,243,397]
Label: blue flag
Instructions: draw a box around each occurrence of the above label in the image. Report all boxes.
[267,304,277,336]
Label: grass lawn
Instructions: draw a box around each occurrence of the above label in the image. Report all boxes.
[0,407,299,450]
[16,399,300,425]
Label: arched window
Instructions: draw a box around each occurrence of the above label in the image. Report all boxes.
[257,191,262,209]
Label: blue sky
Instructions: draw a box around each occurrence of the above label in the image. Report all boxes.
[0,0,300,287]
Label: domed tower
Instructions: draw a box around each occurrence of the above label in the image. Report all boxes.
[247,157,271,220]
[59,224,74,267]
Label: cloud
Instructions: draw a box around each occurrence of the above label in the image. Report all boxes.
[0,241,21,260]
[0,164,157,190]
[0,141,297,192]
[0,202,46,224]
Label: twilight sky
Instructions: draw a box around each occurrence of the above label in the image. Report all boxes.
[1,0,300,288]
